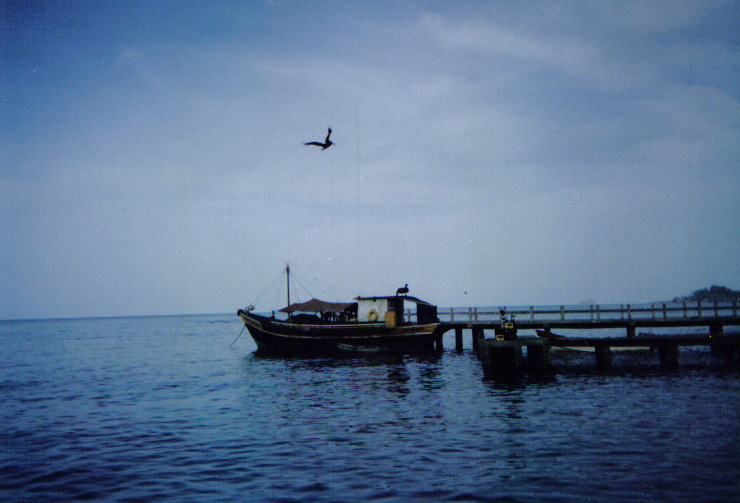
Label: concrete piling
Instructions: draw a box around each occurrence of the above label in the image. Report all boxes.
[472,327,484,352]
[594,344,612,369]
[710,339,739,364]
[434,334,444,352]
[480,338,551,378]
[658,342,679,371]
[482,340,523,378]
[525,339,550,370]
[455,328,463,352]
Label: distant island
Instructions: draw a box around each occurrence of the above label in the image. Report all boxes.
[672,285,740,303]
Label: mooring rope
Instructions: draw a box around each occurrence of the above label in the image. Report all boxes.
[229,325,246,348]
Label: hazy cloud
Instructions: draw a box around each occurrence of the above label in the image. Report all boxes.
[2,1,738,318]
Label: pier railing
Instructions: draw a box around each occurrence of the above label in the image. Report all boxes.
[412,301,739,324]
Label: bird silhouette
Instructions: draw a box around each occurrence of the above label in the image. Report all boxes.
[304,128,334,150]
[396,284,409,296]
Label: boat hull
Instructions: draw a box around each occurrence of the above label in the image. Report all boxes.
[238,310,442,355]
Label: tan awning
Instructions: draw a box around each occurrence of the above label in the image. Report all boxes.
[279,298,355,314]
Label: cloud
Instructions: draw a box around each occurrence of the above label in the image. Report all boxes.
[418,13,600,75]
[2,2,739,318]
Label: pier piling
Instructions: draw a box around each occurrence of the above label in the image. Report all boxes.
[626,325,636,339]
[658,342,679,371]
[710,339,740,364]
[434,334,444,352]
[594,344,612,369]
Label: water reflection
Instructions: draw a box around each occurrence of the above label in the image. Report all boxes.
[385,365,410,394]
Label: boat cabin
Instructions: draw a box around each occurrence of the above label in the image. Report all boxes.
[356,296,438,327]
[278,295,438,327]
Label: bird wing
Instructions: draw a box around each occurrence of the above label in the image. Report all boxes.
[324,128,332,142]
[304,142,323,147]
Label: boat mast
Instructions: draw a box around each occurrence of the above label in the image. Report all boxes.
[286,263,291,309]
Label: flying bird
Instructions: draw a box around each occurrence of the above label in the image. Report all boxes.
[396,284,409,296]
[304,127,334,150]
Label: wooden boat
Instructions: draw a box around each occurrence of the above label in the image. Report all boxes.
[237,267,443,355]
[536,330,649,352]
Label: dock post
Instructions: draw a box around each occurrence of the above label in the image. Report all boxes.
[595,344,612,369]
[455,328,463,352]
[626,325,636,339]
[658,342,679,371]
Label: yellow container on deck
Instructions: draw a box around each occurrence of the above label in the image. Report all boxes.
[385,311,397,328]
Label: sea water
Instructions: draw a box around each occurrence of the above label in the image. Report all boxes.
[1,314,738,502]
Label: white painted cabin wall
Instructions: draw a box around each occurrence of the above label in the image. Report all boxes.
[357,298,388,322]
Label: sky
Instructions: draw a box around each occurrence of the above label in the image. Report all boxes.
[1,1,739,319]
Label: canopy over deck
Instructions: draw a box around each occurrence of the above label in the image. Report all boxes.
[280,298,355,314]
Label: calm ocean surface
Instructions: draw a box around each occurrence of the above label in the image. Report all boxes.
[1,314,738,502]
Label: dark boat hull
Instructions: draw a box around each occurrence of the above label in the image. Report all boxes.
[238,310,442,355]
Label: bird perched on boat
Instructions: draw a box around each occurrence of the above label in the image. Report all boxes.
[396,284,409,296]
[304,127,334,150]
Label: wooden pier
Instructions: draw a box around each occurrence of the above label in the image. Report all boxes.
[422,301,740,376]
[429,301,739,345]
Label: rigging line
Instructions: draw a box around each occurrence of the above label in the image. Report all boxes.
[354,17,364,292]
[248,269,285,308]
[292,271,330,303]
[567,164,583,206]
[305,275,354,301]
[307,280,335,300]
[290,273,315,302]
[290,270,341,301]
[292,271,332,298]
[267,285,284,311]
